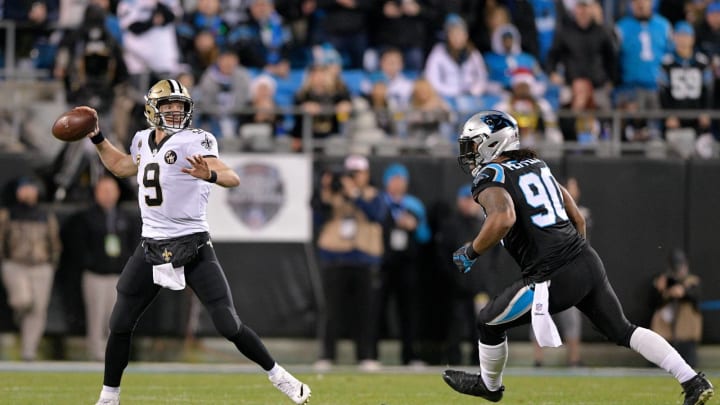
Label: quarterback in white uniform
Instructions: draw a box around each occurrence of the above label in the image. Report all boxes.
[130,126,218,239]
[79,79,311,405]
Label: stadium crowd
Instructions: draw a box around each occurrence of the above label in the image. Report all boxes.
[0,0,719,156]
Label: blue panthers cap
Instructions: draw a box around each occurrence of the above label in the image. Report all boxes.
[444,13,467,31]
[457,184,473,198]
[707,2,720,14]
[383,163,409,186]
[674,21,694,36]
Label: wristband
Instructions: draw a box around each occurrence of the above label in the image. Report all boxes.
[90,131,105,145]
[465,244,480,259]
[205,170,218,183]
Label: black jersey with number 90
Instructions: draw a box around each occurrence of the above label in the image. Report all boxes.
[471,157,586,280]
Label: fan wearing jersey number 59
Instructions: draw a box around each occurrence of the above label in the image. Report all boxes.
[78,79,311,405]
[441,110,713,405]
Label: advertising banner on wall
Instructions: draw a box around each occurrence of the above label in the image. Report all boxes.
[207,153,312,242]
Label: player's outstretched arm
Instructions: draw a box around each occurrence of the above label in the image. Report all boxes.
[471,186,516,255]
[77,106,137,178]
[559,185,586,238]
[183,155,240,188]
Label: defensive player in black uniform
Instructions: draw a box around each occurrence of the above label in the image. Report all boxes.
[441,110,714,405]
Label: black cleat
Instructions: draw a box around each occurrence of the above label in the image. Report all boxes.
[682,372,714,405]
[442,369,504,402]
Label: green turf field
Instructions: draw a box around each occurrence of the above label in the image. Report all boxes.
[0,369,713,405]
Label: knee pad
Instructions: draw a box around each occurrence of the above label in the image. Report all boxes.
[210,305,241,339]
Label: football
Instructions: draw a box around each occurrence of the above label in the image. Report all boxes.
[51,107,97,142]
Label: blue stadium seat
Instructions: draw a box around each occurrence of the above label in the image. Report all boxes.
[545,84,561,111]
[452,94,502,114]
[341,69,367,96]
[274,69,305,108]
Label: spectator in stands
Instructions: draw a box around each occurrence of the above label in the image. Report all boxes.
[528,0,558,65]
[0,177,61,361]
[424,13,489,100]
[376,163,431,367]
[546,0,617,111]
[3,0,59,68]
[651,249,703,367]
[239,74,283,136]
[57,0,121,43]
[694,2,720,110]
[312,154,386,372]
[309,0,372,69]
[91,0,123,44]
[311,43,351,96]
[405,78,453,141]
[493,68,563,147]
[467,3,511,56]
[558,78,607,143]
[54,3,127,125]
[367,0,437,72]
[228,0,292,78]
[52,3,128,201]
[183,30,221,81]
[195,49,252,139]
[365,81,397,135]
[614,0,672,121]
[362,47,414,110]
[176,0,230,55]
[468,0,539,59]
[63,176,139,361]
[658,21,714,142]
[484,23,547,97]
[218,0,250,28]
[291,61,352,152]
[57,0,90,31]
[117,0,183,91]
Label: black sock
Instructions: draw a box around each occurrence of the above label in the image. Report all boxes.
[230,324,276,370]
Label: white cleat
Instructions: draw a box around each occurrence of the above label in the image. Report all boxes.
[269,367,312,404]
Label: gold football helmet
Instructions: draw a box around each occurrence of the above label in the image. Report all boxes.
[144,79,194,134]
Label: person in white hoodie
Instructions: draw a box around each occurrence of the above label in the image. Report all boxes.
[423,14,488,100]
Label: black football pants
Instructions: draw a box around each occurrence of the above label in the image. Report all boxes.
[475,245,637,348]
[103,243,274,387]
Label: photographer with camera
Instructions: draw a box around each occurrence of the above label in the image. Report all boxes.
[312,154,387,372]
[650,249,703,367]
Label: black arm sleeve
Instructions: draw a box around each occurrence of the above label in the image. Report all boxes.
[155,2,176,25]
[127,20,154,34]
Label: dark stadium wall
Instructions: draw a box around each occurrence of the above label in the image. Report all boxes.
[0,157,718,345]
[565,157,687,341]
[686,160,720,343]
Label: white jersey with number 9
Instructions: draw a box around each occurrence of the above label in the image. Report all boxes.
[129,127,219,240]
